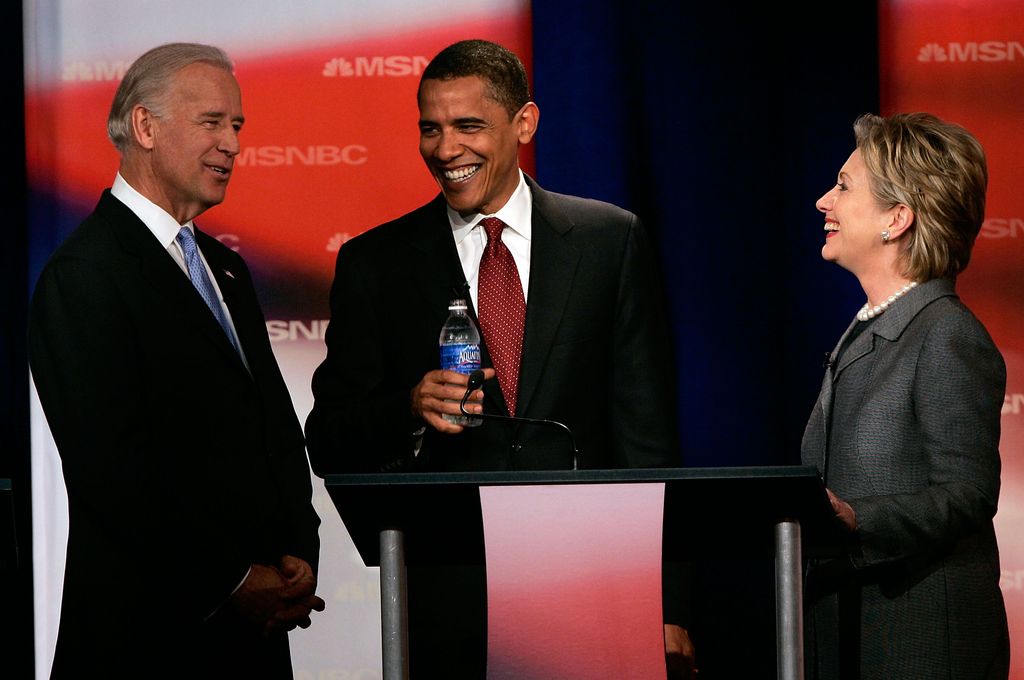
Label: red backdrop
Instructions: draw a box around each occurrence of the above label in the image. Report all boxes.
[880,1,1024,673]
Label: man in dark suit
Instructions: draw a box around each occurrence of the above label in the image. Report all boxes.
[305,39,692,676]
[29,43,323,678]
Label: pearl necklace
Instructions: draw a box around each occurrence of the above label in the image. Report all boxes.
[857,281,918,322]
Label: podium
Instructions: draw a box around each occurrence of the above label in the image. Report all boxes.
[325,465,841,680]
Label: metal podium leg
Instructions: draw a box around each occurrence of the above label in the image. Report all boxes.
[380,528,409,680]
[775,519,803,680]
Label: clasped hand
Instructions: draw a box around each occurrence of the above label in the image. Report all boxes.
[230,555,325,636]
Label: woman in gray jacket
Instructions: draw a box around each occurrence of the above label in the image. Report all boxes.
[803,112,1009,679]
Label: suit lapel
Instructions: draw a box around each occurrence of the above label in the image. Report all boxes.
[515,180,581,417]
[406,196,510,412]
[820,317,874,474]
[832,322,875,377]
[99,192,248,374]
[196,229,254,377]
[869,277,957,343]
[819,277,958,471]
[819,317,857,448]
[834,278,957,382]
[408,195,470,304]
[406,183,587,418]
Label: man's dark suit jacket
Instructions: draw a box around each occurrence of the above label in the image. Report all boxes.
[305,176,683,677]
[306,176,679,474]
[29,190,320,678]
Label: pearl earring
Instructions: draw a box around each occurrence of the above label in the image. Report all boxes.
[881,229,890,243]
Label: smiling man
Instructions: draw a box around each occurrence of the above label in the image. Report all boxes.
[29,43,322,678]
[306,39,691,677]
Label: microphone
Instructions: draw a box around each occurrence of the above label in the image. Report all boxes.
[459,369,581,471]
[451,281,471,301]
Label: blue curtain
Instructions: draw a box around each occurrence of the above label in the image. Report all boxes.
[533,3,879,675]
[533,2,878,466]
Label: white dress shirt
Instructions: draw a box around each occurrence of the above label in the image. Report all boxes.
[110,173,249,370]
[447,169,533,310]
[411,171,533,453]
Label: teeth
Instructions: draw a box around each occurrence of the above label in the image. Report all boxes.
[443,165,479,182]
[208,165,228,175]
[824,223,839,231]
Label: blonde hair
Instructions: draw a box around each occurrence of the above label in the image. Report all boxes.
[854,112,987,281]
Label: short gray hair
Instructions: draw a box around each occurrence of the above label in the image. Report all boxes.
[107,42,233,152]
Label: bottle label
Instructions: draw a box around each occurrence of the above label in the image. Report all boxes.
[440,343,481,374]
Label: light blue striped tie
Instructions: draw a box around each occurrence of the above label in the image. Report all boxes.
[176,226,241,354]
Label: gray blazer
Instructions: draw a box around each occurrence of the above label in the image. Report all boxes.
[802,277,1009,679]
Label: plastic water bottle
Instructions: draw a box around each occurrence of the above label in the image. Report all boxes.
[439,298,483,427]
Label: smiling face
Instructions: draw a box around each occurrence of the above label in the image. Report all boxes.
[418,76,538,218]
[137,62,244,223]
[816,148,900,276]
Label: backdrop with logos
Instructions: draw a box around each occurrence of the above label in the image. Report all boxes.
[21,0,1024,677]
[878,1,1024,674]
[24,1,531,677]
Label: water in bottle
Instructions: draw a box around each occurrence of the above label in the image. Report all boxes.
[439,298,483,427]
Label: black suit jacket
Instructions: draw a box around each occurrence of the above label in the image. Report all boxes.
[305,178,685,676]
[306,176,680,473]
[29,190,320,678]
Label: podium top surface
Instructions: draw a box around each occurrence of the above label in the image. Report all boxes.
[324,464,821,487]
[323,466,843,566]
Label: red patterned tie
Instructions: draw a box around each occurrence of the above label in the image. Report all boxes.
[477,217,526,416]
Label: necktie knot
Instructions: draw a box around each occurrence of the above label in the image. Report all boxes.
[481,217,506,255]
[177,226,199,255]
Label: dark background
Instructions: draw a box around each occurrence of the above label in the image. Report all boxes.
[536,3,877,675]
[2,2,877,676]
[2,0,32,677]
[533,5,877,674]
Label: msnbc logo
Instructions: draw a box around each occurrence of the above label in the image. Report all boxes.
[980,218,1024,239]
[918,42,1024,62]
[266,320,330,342]
[62,60,130,81]
[235,145,368,167]
[322,56,430,78]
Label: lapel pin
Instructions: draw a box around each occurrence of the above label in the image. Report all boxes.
[224,269,235,279]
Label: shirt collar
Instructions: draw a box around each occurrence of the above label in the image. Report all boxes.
[447,170,533,245]
[110,172,194,249]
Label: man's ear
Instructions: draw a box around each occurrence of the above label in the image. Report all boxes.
[131,104,157,151]
[515,102,539,145]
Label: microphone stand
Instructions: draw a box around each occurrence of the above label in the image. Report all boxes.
[459,370,580,471]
